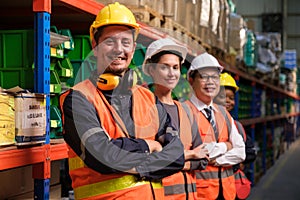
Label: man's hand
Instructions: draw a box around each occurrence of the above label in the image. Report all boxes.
[192,144,209,159]
[144,139,163,153]
[208,159,217,166]
[183,161,191,170]
[224,142,233,151]
[184,144,209,160]
[125,167,138,174]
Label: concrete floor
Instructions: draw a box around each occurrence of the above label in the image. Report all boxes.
[7,184,61,200]
[248,138,300,200]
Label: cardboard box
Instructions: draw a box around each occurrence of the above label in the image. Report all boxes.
[229,13,244,30]
[0,93,15,146]
[14,93,46,145]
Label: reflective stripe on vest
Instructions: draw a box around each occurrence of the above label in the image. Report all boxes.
[195,167,234,179]
[217,104,231,136]
[81,127,107,145]
[164,182,196,196]
[69,156,85,171]
[162,101,195,199]
[74,175,163,199]
[234,169,248,180]
[235,120,246,141]
[175,101,192,149]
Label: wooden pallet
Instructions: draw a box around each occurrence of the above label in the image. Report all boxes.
[129,6,237,59]
[161,18,210,54]
[129,5,164,28]
[129,5,210,56]
[225,53,237,67]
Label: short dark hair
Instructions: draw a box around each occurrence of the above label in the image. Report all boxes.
[188,70,199,79]
[147,50,183,65]
[225,86,236,93]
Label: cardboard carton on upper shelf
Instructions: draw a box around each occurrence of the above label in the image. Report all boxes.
[228,13,247,55]
[0,90,15,146]
[217,0,230,52]
[97,0,154,8]
[3,86,46,146]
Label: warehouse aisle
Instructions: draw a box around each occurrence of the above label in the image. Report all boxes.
[248,138,300,200]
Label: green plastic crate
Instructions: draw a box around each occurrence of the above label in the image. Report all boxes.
[67,35,92,60]
[67,58,97,87]
[50,57,72,76]
[50,26,65,58]
[50,95,59,107]
[50,46,64,58]
[0,68,34,89]
[0,29,34,69]
[0,29,34,90]
[132,43,146,67]
[59,29,74,51]
[50,105,62,128]
[50,70,62,94]
[50,105,63,139]
[57,57,74,80]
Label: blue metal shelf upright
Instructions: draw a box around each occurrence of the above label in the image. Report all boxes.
[33,0,51,199]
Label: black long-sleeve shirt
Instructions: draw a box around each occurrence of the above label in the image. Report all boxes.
[61,74,184,180]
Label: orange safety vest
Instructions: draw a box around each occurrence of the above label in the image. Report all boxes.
[185,101,236,200]
[235,120,246,142]
[60,79,163,200]
[234,169,251,200]
[233,120,251,200]
[162,101,197,200]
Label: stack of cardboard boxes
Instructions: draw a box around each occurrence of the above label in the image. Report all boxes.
[96,0,246,58]
[0,87,46,147]
[0,93,14,146]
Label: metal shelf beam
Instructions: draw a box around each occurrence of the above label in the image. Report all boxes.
[239,112,300,126]
[219,60,300,100]
[0,143,67,171]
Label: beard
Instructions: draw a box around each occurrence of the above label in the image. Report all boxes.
[104,66,127,76]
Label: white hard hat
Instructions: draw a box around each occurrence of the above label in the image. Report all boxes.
[142,38,188,76]
[188,52,223,78]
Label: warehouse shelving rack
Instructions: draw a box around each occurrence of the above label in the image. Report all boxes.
[1,0,300,198]
[219,59,300,184]
[0,0,105,199]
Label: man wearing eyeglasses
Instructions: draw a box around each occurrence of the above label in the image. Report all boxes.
[184,52,245,200]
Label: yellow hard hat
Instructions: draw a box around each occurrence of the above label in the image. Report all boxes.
[90,2,140,42]
[220,72,239,92]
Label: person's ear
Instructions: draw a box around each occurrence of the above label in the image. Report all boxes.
[131,42,137,59]
[188,77,193,85]
[92,39,98,56]
[148,65,155,77]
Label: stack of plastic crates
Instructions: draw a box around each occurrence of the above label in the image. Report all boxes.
[49,26,74,139]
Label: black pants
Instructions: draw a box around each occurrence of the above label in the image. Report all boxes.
[216,167,225,200]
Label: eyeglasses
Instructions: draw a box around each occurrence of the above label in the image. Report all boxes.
[198,74,220,82]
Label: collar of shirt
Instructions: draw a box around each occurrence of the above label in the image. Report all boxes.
[190,94,219,114]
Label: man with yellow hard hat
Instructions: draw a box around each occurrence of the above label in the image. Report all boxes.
[59,2,184,199]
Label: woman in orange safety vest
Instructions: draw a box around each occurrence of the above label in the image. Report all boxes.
[142,38,209,199]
